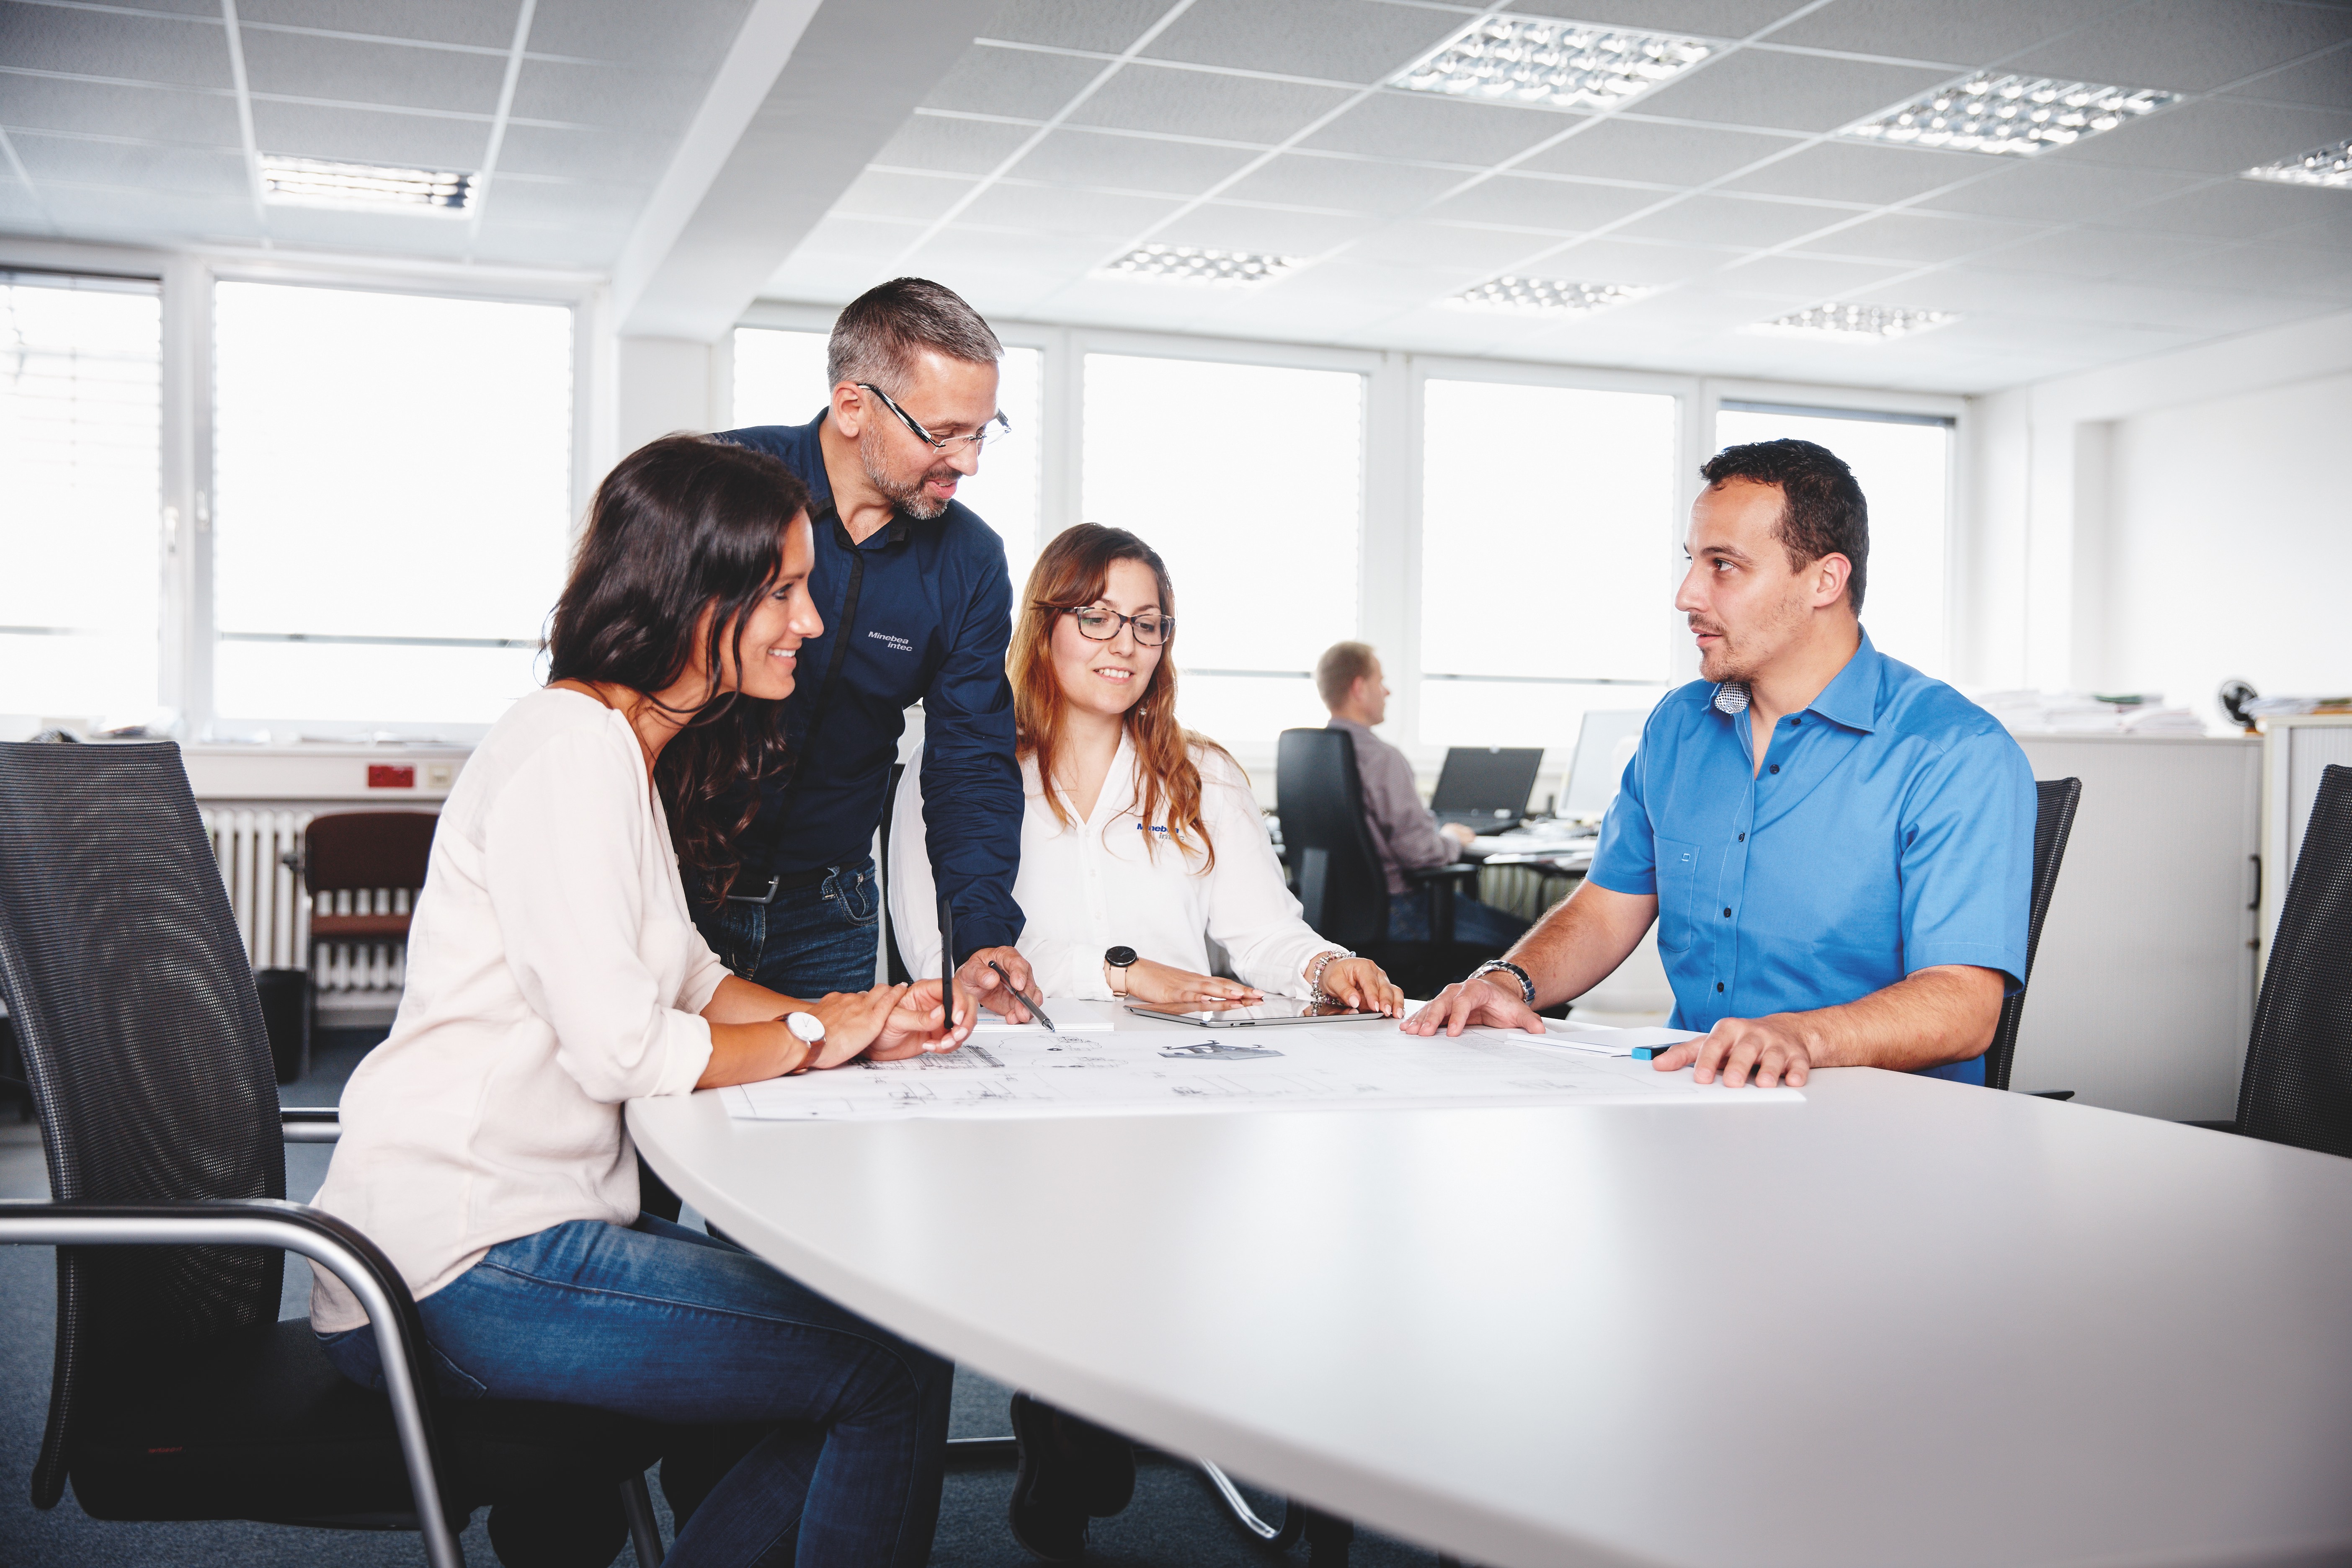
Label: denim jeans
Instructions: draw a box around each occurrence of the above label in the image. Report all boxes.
[1385,886,1530,952]
[318,1215,950,1568]
[698,855,881,998]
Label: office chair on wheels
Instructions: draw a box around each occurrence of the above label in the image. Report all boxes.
[1983,776,2084,1094]
[0,740,668,1568]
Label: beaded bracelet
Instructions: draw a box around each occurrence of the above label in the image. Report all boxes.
[1307,948,1354,1006]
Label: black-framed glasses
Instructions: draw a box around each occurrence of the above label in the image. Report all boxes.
[1054,604,1173,647]
[856,382,1010,453]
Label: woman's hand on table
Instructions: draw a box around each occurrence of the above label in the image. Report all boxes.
[1119,958,1260,1010]
[864,978,970,1062]
[805,987,906,1063]
[1313,957,1405,1017]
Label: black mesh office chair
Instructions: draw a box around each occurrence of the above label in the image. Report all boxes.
[1275,728,1499,1000]
[2195,763,2352,1156]
[0,740,668,1568]
[1983,776,2084,1094]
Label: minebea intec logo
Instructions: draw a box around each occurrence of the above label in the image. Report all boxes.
[866,631,913,654]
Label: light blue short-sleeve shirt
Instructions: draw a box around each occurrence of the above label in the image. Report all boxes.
[1587,631,2035,1086]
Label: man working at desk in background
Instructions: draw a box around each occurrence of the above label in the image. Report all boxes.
[1407,439,2033,1088]
[1317,641,1527,951]
[704,278,1034,1016]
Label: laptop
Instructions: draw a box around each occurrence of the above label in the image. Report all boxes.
[1429,746,1545,832]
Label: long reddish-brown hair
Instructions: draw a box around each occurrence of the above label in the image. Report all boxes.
[1012,524,1230,870]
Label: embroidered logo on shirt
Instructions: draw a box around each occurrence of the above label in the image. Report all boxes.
[866,631,913,653]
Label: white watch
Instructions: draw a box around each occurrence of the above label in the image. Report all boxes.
[781,1010,825,1072]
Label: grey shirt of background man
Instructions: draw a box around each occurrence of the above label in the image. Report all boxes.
[1326,716,1464,896]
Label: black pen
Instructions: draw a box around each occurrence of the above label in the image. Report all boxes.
[986,960,1055,1032]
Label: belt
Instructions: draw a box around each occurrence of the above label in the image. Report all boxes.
[726,863,841,904]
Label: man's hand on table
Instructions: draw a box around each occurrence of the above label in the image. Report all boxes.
[1651,1014,1812,1088]
[1401,971,1544,1037]
[957,946,1037,1021]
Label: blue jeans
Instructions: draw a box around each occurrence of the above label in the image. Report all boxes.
[699,855,881,997]
[318,1215,950,1568]
[1386,886,1529,951]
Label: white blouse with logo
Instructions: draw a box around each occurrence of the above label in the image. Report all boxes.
[889,730,1331,1001]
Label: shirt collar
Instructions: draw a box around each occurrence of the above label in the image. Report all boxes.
[1710,629,1882,734]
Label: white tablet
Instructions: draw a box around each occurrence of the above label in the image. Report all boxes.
[1124,1001,1389,1027]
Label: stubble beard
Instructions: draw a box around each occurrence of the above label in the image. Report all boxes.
[860,430,956,521]
[1693,587,1810,685]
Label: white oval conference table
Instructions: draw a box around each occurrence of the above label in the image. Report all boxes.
[627,1000,2352,1568]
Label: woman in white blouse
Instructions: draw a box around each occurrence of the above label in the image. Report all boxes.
[308,436,965,1568]
[891,522,1403,1015]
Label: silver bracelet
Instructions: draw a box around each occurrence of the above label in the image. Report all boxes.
[1469,959,1535,1007]
[1306,948,1353,1004]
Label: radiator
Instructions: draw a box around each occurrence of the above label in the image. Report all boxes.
[198,808,409,995]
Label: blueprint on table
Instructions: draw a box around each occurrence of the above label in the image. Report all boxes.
[717,1024,1802,1121]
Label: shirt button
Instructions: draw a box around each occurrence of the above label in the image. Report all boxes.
[1722,907,1731,917]
[1715,981,1725,993]
[1768,764,1781,774]
[1737,831,1746,841]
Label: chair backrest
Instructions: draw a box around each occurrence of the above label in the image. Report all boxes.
[304,810,438,895]
[1274,728,1390,952]
[0,741,286,1508]
[2234,763,2352,1156]
[880,761,911,986]
[1984,776,2083,1092]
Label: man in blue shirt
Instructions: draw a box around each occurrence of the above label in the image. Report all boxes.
[1405,438,2034,1088]
[706,279,1034,1016]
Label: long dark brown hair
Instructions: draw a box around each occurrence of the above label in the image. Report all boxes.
[546,434,809,900]
[1011,523,1229,872]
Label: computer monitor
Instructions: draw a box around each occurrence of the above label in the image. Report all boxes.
[1429,746,1545,824]
[1558,711,1647,818]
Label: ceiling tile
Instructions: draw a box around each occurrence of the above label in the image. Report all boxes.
[2112,240,2352,300]
[0,76,242,146]
[2094,177,2347,240]
[2275,206,2352,249]
[1065,62,1359,142]
[1301,91,1573,166]
[1957,227,2228,280]
[1722,141,1984,205]
[1139,0,1463,85]
[8,132,248,199]
[471,218,633,271]
[1803,210,2051,263]
[1337,219,1564,270]
[241,30,507,114]
[1517,116,1798,184]
[248,98,492,170]
[1301,258,1489,307]
[1220,153,1468,215]
[2054,98,2352,174]
[922,44,1106,121]
[1426,173,1669,231]
[982,0,1168,54]
[0,180,49,228]
[506,58,707,134]
[36,185,255,240]
[956,181,1187,240]
[791,212,932,266]
[1712,252,1918,297]
[259,201,475,256]
[1007,129,1258,195]
[1762,0,2138,69]
[833,169,978,222]
[2224,46,2352,111]
[1623,49,1954,134]
[521,0,749,67]
[1908,158,2203,222]
[1610,191,1855,247]
[875,113,1042,176]
[237,0,518,51]
[2000,0,2352,94]
[0,4,232,89]
[475,174,646,229]
[1150,202,1376,254]
[1498,0,1807,37]
[493,121,672,182]
[1525,235,1741,283]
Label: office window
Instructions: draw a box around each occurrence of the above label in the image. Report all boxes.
[1712,403,1951,676]
[1084,353,1362,748]
[732,327,1044,587]
[1419,379,1676,748]
[0,273,162,726]
[210,283,573,730]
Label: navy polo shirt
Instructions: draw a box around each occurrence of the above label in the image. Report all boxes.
[1586,631,2034,1085]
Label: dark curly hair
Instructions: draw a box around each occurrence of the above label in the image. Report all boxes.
[1699,438,1869,612]
[545,434,809,901]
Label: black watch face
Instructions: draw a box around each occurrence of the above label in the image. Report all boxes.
[1104,945,1137,967]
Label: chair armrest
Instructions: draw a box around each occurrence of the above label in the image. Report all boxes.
[282,1106,341,1143]
[0,1197,462,1568]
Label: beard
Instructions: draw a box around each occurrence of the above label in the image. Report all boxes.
[1692,588,1810,683]
[859,431,959,521]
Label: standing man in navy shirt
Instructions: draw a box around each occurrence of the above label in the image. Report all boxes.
[707,278,1034,1016]
[1406,438,2035,1088]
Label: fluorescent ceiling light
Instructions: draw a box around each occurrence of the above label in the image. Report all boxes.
[1842,73,2177,156]
[261,155,473,213]
[1747,302,1959,341]
[1395,17,1711,111]
[1451,276,1648,316]
[2242,137,2352,189]
[1100,244,1298,287]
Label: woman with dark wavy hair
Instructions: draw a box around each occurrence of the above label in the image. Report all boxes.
[306,434,964,1567]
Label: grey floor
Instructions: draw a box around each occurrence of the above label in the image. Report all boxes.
[0,1031,1449,1567]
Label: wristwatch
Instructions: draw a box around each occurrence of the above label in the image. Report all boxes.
[1468,959,1535,1007]
[1104,945,1137,998]
[780,1010,825,1073]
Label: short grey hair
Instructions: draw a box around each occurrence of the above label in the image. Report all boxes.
[826,277,1002,393]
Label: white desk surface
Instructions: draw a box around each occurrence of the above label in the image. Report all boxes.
[627,999,2352,1568]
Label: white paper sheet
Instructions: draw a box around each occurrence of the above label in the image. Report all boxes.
[718,1025,1801,1122]
[1470,1023,1705,1058]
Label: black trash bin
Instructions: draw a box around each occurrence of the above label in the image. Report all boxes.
[254,967,308,1084]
